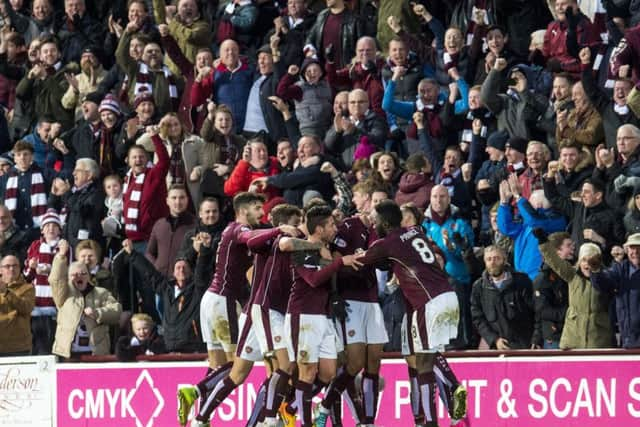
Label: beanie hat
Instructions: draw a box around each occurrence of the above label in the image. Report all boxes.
[41,209,62,229]
[82,91,103,106]
[505,136,528,154]
[133,88,155,110]
[354,135,377,160]
[99,94,121,116]
[487,130,509,151]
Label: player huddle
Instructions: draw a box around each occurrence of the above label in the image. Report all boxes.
[177,191,470,427]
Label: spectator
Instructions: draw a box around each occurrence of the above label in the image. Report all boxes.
[0,30,28,118]
[0,205,29,261]
[579,47,639,149]
[49,239,122,358]
[534,231,573,349]
[497,177,567,281]
[145,184,196,277]
[470,245,540,349]
[423,184,475,348]
[190,39,253,134]
[623,185,640,236]
[0,253,35,356]
[541,0,597,76]
[537,73,574,156]
[64,92,103,168]
[276,57,333,138]
[153,0,210,77]
[394,153,434,211]
[215,0,258,50]
[116,22,181,117]
[60,47,107,122]
[191,103,245,205]
[548,141,594,197]
[556,81,604,150]
[0,140,49,236]
[224,138,280,200]
[15,36,78,131]
[538,234,614,349]
[115,312,166,361]
[49,157,105,250]
[369,151,402,197]
[590,232,640,348]
[325,88,388,170]
[480,59,548,140]
[56,0,104,65]
[118,90,160,157]
[121,128,170,250]
[0,0,55,46]
[304,0,362,68]
[24,209,62,354]
[178,197,226,267]
[122,232,213,353]
[519,141,551,200]
[264,0,315,68]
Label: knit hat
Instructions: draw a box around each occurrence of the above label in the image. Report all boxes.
[505,136,528,154]
[300,57,324,81]
[99,94,121,116]
[0,153,13,166]
[82,91,103,106]
[354,135,377,160]
[487,130,509,151]
[133,88,155,110]
[41,209,62,229]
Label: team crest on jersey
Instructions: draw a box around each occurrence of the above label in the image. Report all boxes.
[274,336,281,343]
[245,346,253,354]
[334,237,347,248]
[348,330,356,337]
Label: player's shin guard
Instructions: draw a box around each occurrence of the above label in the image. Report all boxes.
[433,352,459,417]
[198,361,233,397]
[408,367,425,424]
[343,376,364,424]
[294,379,314,427]
[197,377,238,422]
[264,369,291,417]
[245,378,268,427]
[361,372,379,424]
[417,372,437,427]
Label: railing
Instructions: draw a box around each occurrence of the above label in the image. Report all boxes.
[67,347,640,363]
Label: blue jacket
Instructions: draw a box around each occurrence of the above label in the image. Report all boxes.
[497,198,567,281]
[214,64,254,133]
[423,206,474,284]
[591,260,640,348]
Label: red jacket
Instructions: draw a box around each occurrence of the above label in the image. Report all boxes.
[223,158,281,200]
[123,135,170,241]
[543,15,598,76]
[610,24,640,80]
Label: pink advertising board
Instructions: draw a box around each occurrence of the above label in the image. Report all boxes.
[57,356,640,426]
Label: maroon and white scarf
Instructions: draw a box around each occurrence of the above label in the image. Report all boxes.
[132,62,179,111]
[31,239,59,308]
[123,167,150,233]
[4,165,47,226]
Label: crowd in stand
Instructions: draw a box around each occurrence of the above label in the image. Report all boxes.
[1,0,640,362]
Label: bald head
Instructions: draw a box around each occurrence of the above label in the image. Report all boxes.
[219,39,240,69]
[430,184,451,215]
[348,88,369,118]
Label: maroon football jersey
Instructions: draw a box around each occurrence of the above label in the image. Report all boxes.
[243,228,282,313]
[287,251,343,315]
[207,221,255,302]
[252,235,293,314]
[359,227,452,311]
[332,216,378,303]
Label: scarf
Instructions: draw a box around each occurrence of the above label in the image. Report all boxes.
[98,125,115,176]
[443,51,460,72]
[123,167,150,233]
[33,239,59,307]
[461,108,490,142]
[131,62,179,111]
[168,142,185,185]
[407,100,443,140]
[4,165,47,227]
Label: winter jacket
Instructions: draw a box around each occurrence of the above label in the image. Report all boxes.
[178,220,227,267]
[591,259,640,348]
[15,62,78,131]
[423,206,475,284]
[66,120,128,176]
[48,180,106,250]
[56,13,104,64]
[543,13,598,76]
[539,242,614,349]
[497,197,567,280]
[305,7,362,68]
[394,172,434,210]
[624,208,640,236]
[544,178,625,251]
[480,68,548,140]
[380,54,424,130]
[533,263,569,344]
[152,0,211,77]
[115,329,166,361]
[60,67,107,122]
[267,156,336,207]
[593,145,640,213]
[145,212,197,277]
[609,23,640,80]
[0,276,35,354]
[49,254,122,358]
[324,110,388,170]
[224,158,281,200]
[326,59,385,116]
[128,247,213,353]
[276,73,333,139]
[556,104,604,149]
[471,270,540,349]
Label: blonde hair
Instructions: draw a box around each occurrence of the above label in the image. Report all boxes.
[578,242,601,262]
[131,313,154,326]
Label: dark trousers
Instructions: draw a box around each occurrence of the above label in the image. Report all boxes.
[31,315,57,355]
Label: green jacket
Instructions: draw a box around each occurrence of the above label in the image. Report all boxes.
[15,62,79,131]
[153,0,211,77]
[539,242,614,349]
[377,0,421,54]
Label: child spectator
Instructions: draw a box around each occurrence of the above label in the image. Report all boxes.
[115,312,166,361]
